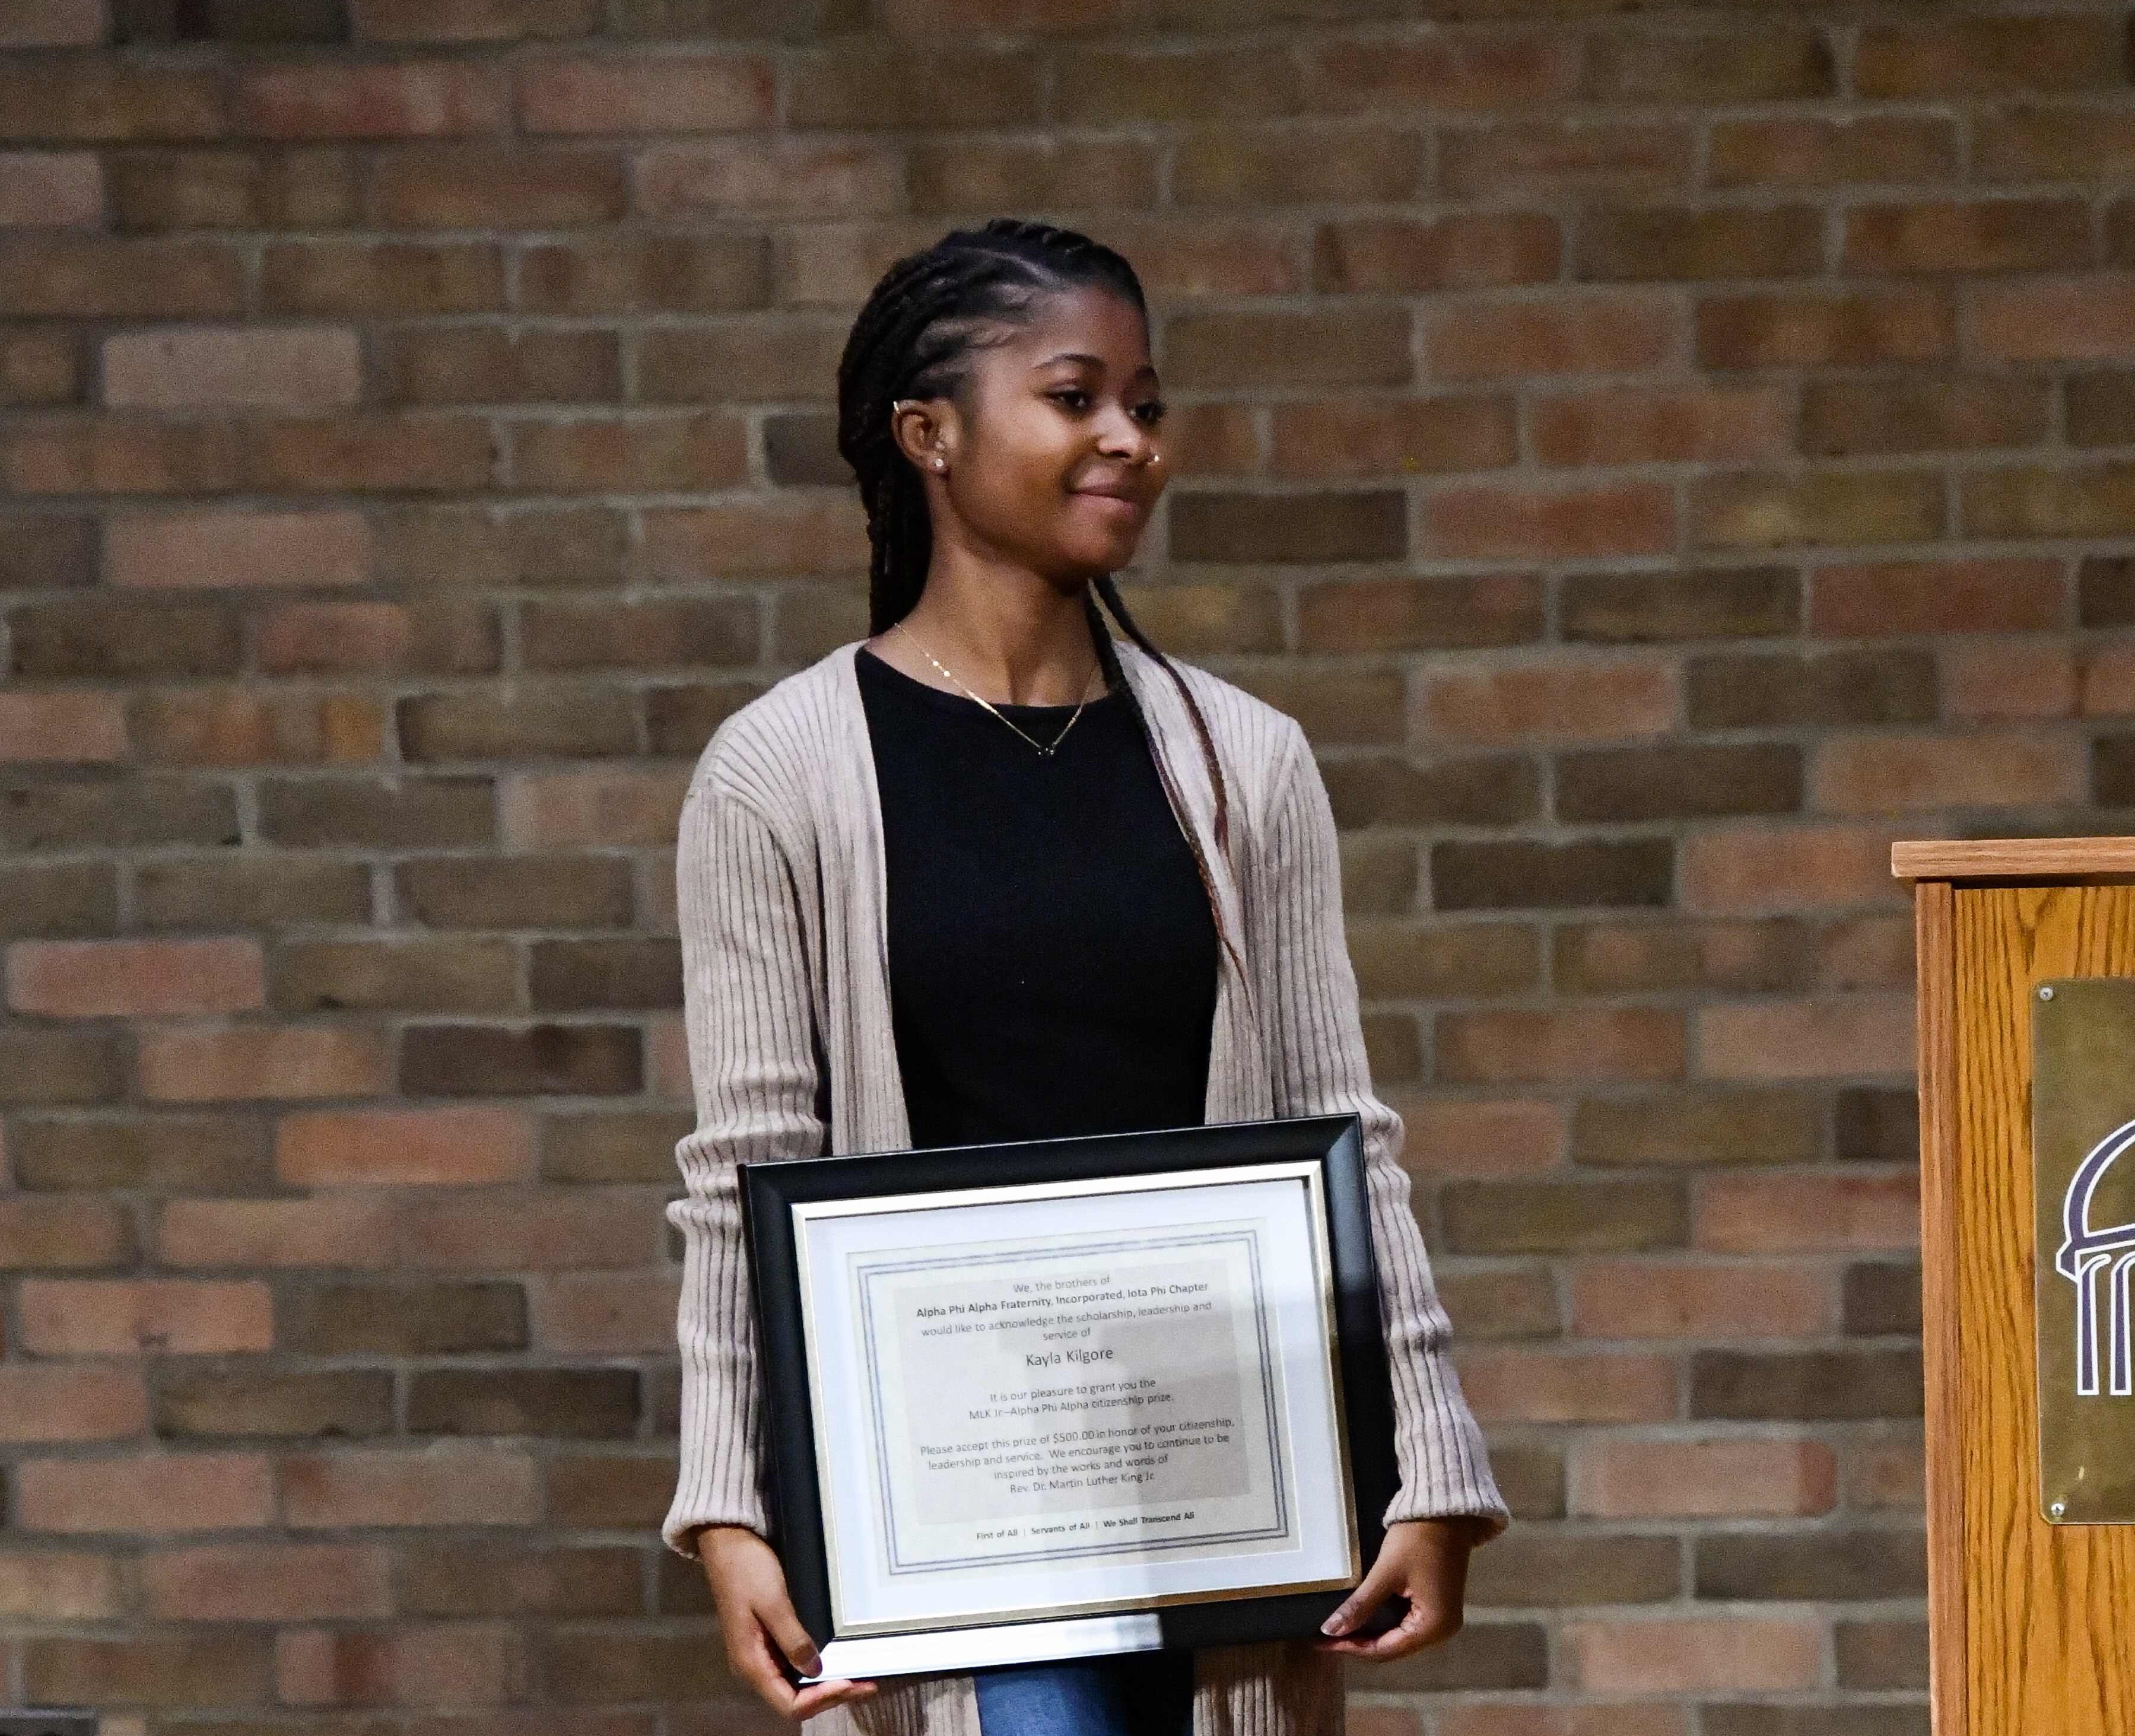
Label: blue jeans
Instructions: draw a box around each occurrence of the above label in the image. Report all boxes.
[973,1649,1194,1736]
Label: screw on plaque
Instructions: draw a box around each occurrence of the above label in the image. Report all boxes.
[2051,1501,2067,1519]
[2040,985,2057,1001]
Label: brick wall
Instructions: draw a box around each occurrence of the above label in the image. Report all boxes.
[4,0,2133,1727]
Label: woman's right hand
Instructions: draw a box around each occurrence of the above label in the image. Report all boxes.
[696,1525,879,1722]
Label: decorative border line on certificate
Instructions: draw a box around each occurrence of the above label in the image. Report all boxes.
[853,1226,1294,1576]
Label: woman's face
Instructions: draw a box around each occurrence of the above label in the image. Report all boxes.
[910,285,1169,587]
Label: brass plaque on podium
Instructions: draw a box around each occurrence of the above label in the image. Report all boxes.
[2033,977,2135,1524]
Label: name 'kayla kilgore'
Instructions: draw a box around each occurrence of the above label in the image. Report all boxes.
[1025,1348,1117,1368]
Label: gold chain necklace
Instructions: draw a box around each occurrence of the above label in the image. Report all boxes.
[891,621,1104,759]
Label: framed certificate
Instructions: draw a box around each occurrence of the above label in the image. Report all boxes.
[740,1114,1398,1679]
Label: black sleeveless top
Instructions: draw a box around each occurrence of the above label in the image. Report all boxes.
[855,644,1220,1152]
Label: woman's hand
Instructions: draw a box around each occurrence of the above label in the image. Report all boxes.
[1314,1517,1487,1660]
[696,1525,879,1721]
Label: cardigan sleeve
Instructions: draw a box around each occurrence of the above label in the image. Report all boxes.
[662,772,828,1557]
[1253,717,1507,1538]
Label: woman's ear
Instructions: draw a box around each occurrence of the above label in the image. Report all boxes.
[890,397,954,477]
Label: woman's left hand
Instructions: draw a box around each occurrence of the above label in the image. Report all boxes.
[1314,1517,1486,1659]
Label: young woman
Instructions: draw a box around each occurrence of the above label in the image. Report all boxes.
[665,218,1505,1736]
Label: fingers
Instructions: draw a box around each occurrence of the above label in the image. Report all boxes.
[758,1588,825,1681]
[1318,1547,1403,1639]
[1317,1595,1462,1659]
[793,1680,881,1721]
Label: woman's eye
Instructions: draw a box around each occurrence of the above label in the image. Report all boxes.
[1134,400,1168,426]
[1050,389,1092,411]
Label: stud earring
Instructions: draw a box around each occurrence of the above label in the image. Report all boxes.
[933,457,945,471]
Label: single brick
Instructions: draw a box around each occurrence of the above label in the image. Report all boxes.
[1838,1619,1931,1691]
[9,598,242,679]
[1572,1089,1824,1169]
[1348,921,1540,1000]
[1321,755,1541,829]
[1557,743,1802,823]
[1686,650,1938,730]
[1562,1618,1821,1693]
[517,234,769,314]
[1694,470,1945,551]
[540,1108,693,1183]
[1698,1172,1918,1252]
[379,327,621,405]
[642,497,866,577]
[1578,205,1824,282]
[1300,31,1575,113]
[0,1366,150,1442]
[265,936,496,1031]
[401,1192,654,1269]
[280,1280,528,1356]
[142,1543,392,1621]
[0,151,104,226]
[137,1026,389,1102]
[10,1113,272,1193]
[1434,1267,1558,1340]
[544,1449,676,1527]
[277,1105,534,1186]
[1165,308,1412,390]
[1815,729,2083,813]
[398,1022,642,1096]
[0,692,125,764]
[1269,395,1516,479]
[911,132,1160,214]
[1570,1258,1831,1338]
[20,1277,273,1355]
[518,53,773,133]
[1697,288,1952,368]
[128,690,386,766]
[1562,569,1798,643]
[1441,119,1690,199]
[397,688,638,762]
[155,1368,395,1439]
[1533,386,1789,466]
[399,1541,643,1616]
[263,239,504,314]
[24,1632,276,1708]
[1434,840,1673,911]
[0,235,242,317]
[1692,1347,1923,1419]
[369,145,627,228]
[1438,1008,1686,1083]
[1845,198,2091,274]
[1571,1436,1836,1519]
[1856,16,2123,96]
[1428,481,1675,560]
[134,857,371,930]
[115,0,349,40]
[0,1197,132,1269]
[1553,919,1810,996]
[499,767,691,847]
[282,1448,538,1528]
[235,63,507,138]
[396,854,634,930]
[1424,660,1677,746]
[1442,1179,1688,1254]
[1313,213,1559,293]
[0,779,239,854]
[256,600,500,675]
[1169,490,1406,565]
[408,1368,640,1437]
[529,939,682,1010]
[1467,1532,1680,1608]
[1455,1348,1678,1424]
[535,1271,679,1353]
[8,936,263,1017]
[1710,115,1957,187]
[259,775,494,848]
[1682,824,1910,917]
[277,1622,524,1706]
[0,1550,122,1620]
[17,1452,275,1533]
[511,412,748,492]
[522,597,761,672]
[158,1196,395,1269]
[103,326,361,409]
[1697,1530,1926,1602]
[1297,575,1541,653]
[1427,294,1678,379]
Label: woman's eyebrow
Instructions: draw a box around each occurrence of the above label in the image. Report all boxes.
[1030,351,1159,380]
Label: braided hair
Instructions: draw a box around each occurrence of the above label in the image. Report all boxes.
[834,218,1239,950]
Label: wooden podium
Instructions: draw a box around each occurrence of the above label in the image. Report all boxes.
[1898,838,2135,1736]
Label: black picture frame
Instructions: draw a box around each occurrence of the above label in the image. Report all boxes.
[739,1112,1399,1668]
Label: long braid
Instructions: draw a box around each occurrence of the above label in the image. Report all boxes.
[834,217,1240,965]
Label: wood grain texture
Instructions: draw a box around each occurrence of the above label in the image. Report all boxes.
[1947,884,2135,1734]
[1895,839,2135,882]
[1918,877,1965,1736]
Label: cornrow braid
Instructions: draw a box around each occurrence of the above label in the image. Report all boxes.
[834,217,1241,962]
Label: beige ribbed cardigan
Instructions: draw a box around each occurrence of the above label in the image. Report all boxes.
[665,637,1505,1736]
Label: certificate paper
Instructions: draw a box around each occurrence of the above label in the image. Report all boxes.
[792,1163,1358,1645]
